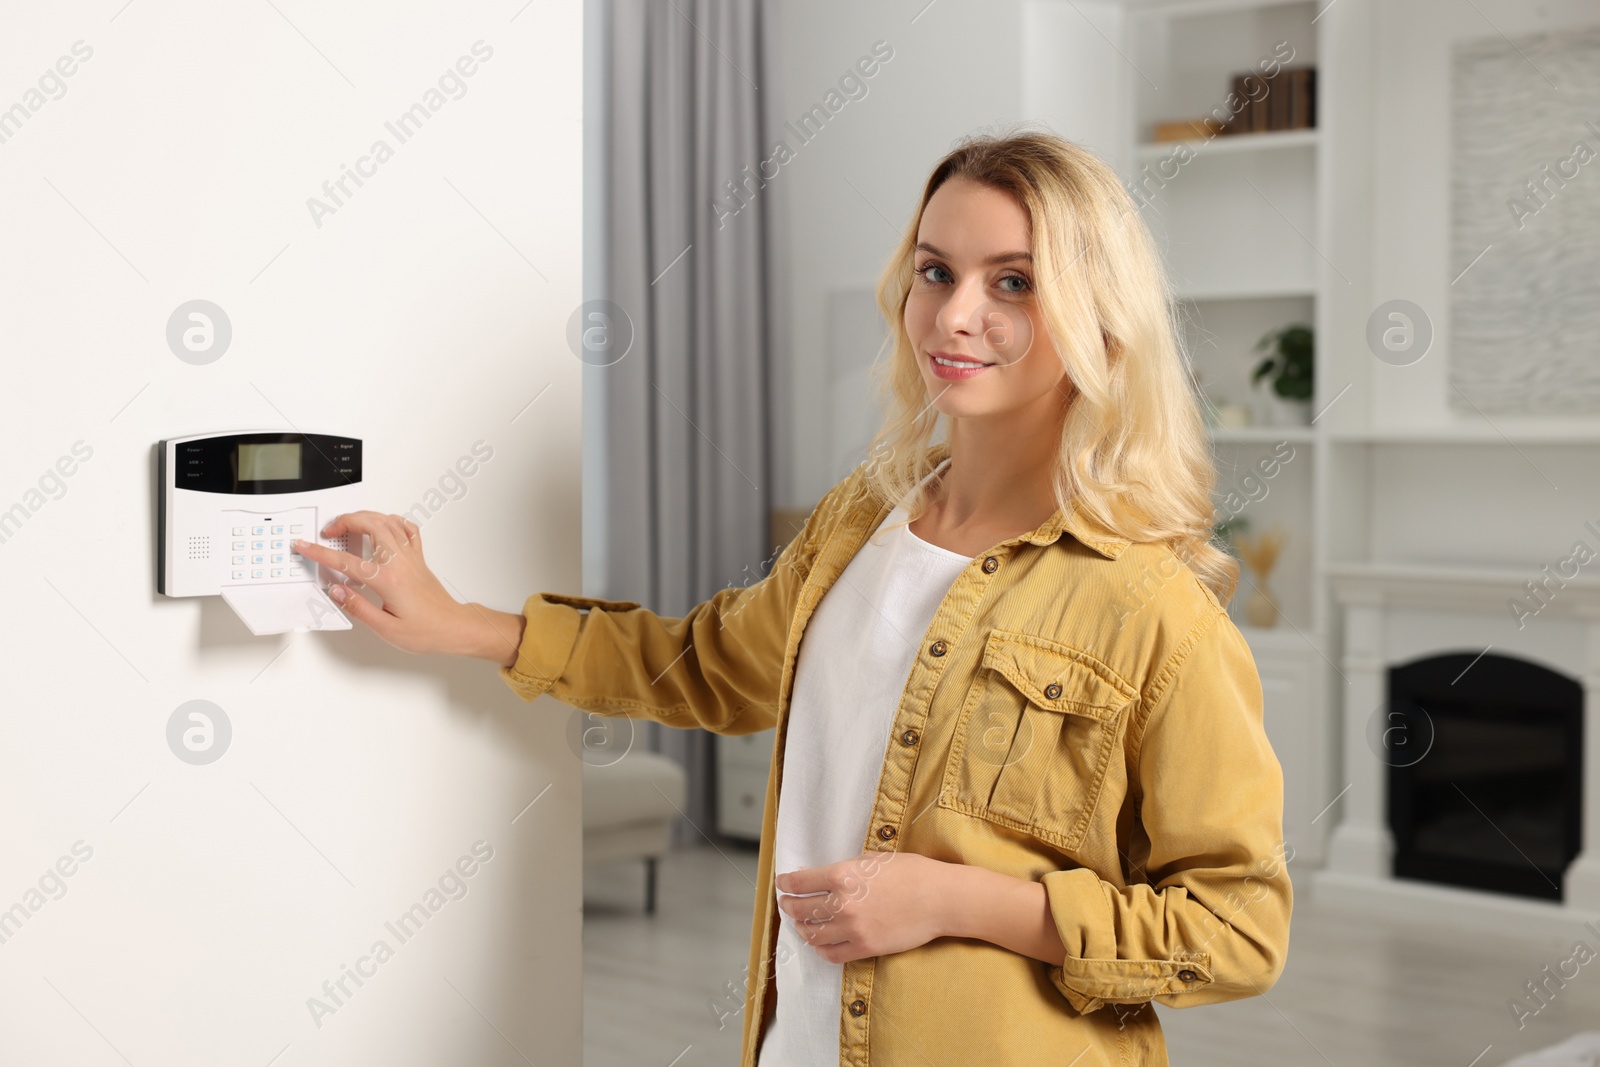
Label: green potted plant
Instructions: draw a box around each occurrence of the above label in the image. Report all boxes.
[1251,324,1313,426]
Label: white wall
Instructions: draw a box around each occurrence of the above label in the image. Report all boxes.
[1022,0,1128,176]
[0,3,585,1064]
[1369,0,1600,434]
[1329,0,1600,578]
[770,0,1155,507]
[768,0,1023,505]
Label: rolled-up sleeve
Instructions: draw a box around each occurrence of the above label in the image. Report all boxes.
[498,474,855,736]
[1040,609,1293,1014]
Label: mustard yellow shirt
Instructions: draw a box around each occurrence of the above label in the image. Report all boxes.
[498,440,1293,1067]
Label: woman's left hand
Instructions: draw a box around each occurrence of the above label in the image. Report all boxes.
[775,851,956,964]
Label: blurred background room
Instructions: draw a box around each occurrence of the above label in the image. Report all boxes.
[4,0,1596,1064]
[577,1,1600,1065]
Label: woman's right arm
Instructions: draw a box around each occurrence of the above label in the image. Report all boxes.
[296,472,859,736]
[454,603,531,669]
[486,577,799,736]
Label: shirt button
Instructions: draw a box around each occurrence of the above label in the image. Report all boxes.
[878,824,896,840]
[1044,683,1062,699]
[900,729,919,746]
[982,555,999,573]
[1178,969,1198,982]
[929,639,948,657]
[849,999,867,1016]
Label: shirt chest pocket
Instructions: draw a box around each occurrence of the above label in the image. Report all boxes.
[938,629,1138,853]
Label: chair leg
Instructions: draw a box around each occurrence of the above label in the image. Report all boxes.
[644,855,658,915]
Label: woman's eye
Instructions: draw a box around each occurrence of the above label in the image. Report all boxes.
[914,263,1030,294]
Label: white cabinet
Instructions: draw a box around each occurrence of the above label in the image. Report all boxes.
[1241,626,1330,867]
[717,729,776,839]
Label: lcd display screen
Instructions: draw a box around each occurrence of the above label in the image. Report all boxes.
[238,442,301,481]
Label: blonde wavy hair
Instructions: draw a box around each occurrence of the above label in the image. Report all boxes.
[859,127,1238,606]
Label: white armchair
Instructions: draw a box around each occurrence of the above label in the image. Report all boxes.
[582,751,688,914]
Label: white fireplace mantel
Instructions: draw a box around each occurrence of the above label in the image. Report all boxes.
[1314,561,1600,934]
[1327,561,1600,619]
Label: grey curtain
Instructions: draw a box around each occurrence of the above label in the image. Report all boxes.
[592,0,790,848]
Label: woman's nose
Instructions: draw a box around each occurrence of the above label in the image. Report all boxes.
[935,279,988,339]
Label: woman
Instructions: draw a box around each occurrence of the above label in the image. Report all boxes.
[294,129,1292,1067]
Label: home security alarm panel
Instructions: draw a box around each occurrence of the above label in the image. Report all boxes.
[158,431,363,635]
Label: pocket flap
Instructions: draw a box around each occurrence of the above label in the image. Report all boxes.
[540,592,644,612]
[982,630,1138,720]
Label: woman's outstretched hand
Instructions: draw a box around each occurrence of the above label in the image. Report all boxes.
[292,511,525,665]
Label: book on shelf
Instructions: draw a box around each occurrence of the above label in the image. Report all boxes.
[1221,66,1317,136]
[1289,67,1316,130]
[1148,66,1318,144]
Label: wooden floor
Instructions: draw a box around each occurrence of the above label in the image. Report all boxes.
[583,843,1600,1067]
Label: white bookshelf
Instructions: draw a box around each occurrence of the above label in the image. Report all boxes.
[1175,283,1315,302]
[1134,126,1319,161]
[1120,0,1334,865]
[1326,427,1600,444]
[1123,0,1324,631]
[1105,0,1600,914]
[1210,425,1317,444]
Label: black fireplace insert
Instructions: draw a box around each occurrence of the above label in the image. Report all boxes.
[1385,650,1582,901]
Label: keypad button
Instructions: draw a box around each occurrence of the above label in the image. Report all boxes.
[271,525,284,534]
[271,568,284,578]
[231,569,245,580]
[251,540,265,550]
[252,526,266,535]
[251,554,265,565]
[231,555,245,565]
[290,524,304,533]
[271,540,284,549]
[231,526,245,536]
[271,554,285,563]
[251,570,264,579]
[231,540,245,551]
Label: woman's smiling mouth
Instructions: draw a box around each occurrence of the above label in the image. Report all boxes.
[928,350,995,379]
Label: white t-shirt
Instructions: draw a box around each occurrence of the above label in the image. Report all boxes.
[757,458,969,1067]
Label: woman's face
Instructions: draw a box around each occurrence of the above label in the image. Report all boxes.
[904,176,1070,421]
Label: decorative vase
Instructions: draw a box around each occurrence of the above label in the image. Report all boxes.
[1244,578,1279,628]
[1232,527,1288,630]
